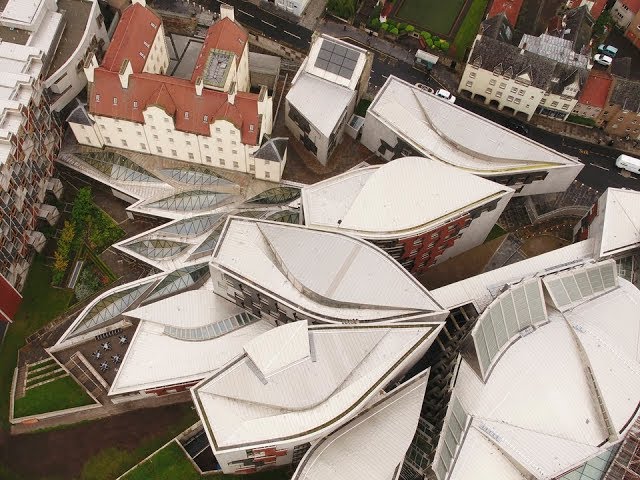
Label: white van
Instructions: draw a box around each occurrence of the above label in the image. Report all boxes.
[616,154,640,174]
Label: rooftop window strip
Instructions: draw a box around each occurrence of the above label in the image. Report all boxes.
[156,213,224,238]
[146,190,232,212]
[159,167,235,187]
[144,263,210,302]
[245,187,301,205]
[163,311,259,341]
[79,151,162,183]
[126,239,189,259]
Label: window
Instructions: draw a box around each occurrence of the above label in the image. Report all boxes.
[540,98,547,104]
[133,101,138,109]
[231,140,237,145]
[249,164,255,171]
[562,104,569,110]
[204,144,209,149]
[507,95,514,102]
[469,72,476,79]
[466,81,473,88]
[153,134,158,140]
[144,41,150,48]
[100,124,106,130]
[157,146,162,153]
[184,111,189,119]
[96,94,101,102]
[217,138,222,143]
[121,139,128,147]
[496,91,502,98]
[514,98,521,104]
[218,147,223,152]
[203,115,208,123]
[85,137,91,144]
[499,83,506,89]
[233,161,239,168]
[265,171,271,179]
[551,101,559,107]
[137,131,142,136]
[205,155,211,162]
[151,21,157,28]
[188,152,194,159]
[105,137,111,144]
[164,118,169,123]
[518,89,525,96]
[147,114,153,121]
[215,127,221,133]
[140,143,146,150]
[220,158,225,166]
[511,87,517,93]
[171,149,177,156]
[249,124,255,132]
[230,129,236,135]
[485,88,492,94]
[113,97,118,105]
[169,138,174,144]
[489,79,496,86]
[232,149,238,155]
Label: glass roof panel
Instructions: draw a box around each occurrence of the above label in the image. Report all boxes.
[160,166,236,187]
[245,187,301,205]
[145,263,210,302]
[156,213,225,238]
[79,151,162,183]
[127,239,189,259]
[146,191,232,212]
[267,209,301,224]
[188,224,225,259]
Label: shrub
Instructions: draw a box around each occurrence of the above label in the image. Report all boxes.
[433,35,440,42]
[397,22,406,30]
[426,38,434,48]
[405,25,415,33]
[381,22,389,31]
[440,40,450,51]
[370,17,380,29]
[326,0,356,19]
[390,27,399,35]
[421,31,431,39]
[387,19,396,28]
[52,220,75,285]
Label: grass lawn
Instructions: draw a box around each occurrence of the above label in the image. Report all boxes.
[123,441,291,480]
[395,0,466,35]
[485,224,507,242]
[452,0,489,60]
[0,255,74,430]
[13,375,94,418]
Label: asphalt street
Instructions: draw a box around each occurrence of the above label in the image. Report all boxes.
[200,1,638,193]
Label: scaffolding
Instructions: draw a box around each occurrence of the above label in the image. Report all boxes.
[604,418,640,480]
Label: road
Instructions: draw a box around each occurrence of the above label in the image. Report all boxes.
[205,0,312,49]
[199,1,638,193]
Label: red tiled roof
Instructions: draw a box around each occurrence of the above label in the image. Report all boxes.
[577,70,613,108]
[622,0,640,13]
[101,3,161,73]
[487,0,524,26]
[191,17,248,83]
[90,70,260,145]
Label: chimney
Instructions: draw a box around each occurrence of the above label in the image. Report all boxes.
[131,0,146,6]
[119,59,133,89]
[228,81,236,105]
[220,3,234,22]
[195,76,204,96]
[83,53,98,83]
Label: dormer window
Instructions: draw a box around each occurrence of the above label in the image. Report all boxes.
[133,101,138,109]
[249,124,254,132]
[184,111,189,119]
[144,41,150,48]
[113,97,118,105]
[203,115,208,123]
[151,22,157,29]
[95,94,101,102]
[139,52,146,59]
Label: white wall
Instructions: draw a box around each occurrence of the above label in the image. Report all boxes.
[612,0,637,28]
[143,23,169,74]
[236,43,250,92]
[69,122,103,147]
[44,0,110,111]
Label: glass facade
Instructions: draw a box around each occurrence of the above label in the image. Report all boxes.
[145,263,211,302]
[558,445,619,480]
[70,282,153,337]
[127,239,189,260]
[267,209,301,224]
[146,190,232,212]
[245,187,301,205]
[156,214,224,238]
[80,151,162,183]
[160,166,236,188]
[163,311,257,341]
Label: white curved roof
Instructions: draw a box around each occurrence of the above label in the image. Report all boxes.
[193,321,443,451]
[302,157,511,238]
[369,77,581,173]
[434,277,640,480]
[292,369,429,480]
[212,217,446,322]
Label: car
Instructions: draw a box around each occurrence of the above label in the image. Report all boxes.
[415,83,434,94]
[435,88,456,103]
[594,54,613,67]
[597,44,618,57]
[506,120,529,136]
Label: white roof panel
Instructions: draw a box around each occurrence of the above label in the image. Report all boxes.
[597,188,640,258]
[302,157,511,238]
[292,369,429,480]
[369,77,581,173]
[286,72,355,137]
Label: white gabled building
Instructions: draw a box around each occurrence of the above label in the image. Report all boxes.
[301,157,514,275]
[361,76,583,197]
[286,34,371,165]
[67,2,278,181]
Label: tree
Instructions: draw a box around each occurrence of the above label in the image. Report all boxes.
[327,0,355,19]
[71,187,94,229]
[381,22,389,31]
[390,27,399,35]
[421,31,431,39]
[370,17,381,29]
[52,220,75,284]
[405,25,415,33]
[440,40,450,51]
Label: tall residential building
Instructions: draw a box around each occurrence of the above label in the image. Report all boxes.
[361,76,583,197]
[612,0,640,29]
[598,78,640,140]
[67,1,277,181]
[285,34,371,165]
[301,157,513,275]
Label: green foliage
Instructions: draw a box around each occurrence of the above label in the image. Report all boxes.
[71,187,94,231]
[387,19,396,28]
[405,24,415,32]
[421,30,431,38]
[426,38,434,47]
[390,27,399,35]
[121,442,200,480]
[13,375,94,418]
[326,0,355,19]
[0,255,73,430]
[485,224,507,243]
[593,9,612,37]
[74,266,102,301]
[397,22,406,30]
[355,99,372,117]
[89,209,124,253]
[440,40,450,50]
[370,17,381,29]
[52,220,75,284]
[381,22,389,31]
[432,35,440,42]
[452,0,489,60]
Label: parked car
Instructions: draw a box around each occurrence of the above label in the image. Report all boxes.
[415,83,434,94]
[435,89,456,103]
[594,54,613,66]
[597,44,618,57]
[506,120,530,136]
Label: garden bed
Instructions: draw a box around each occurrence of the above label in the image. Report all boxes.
[13,375,94,418]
